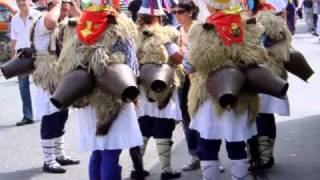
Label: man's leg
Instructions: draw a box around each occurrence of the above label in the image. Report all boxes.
[16,75,33,126]
[52,111,80,166]
[226,141,253,180]
[129,146,148,180]
[130,116,151,179]
[256,113,276,169]
[154,118,181,179]
[100,149,122,180]
[41,112,66,173]
[89,150,101,180]
[287,8,296,34]
[197,138,222,180]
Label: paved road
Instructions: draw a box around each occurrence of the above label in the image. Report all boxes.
[0,20,320,180]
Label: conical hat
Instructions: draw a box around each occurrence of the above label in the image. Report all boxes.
[205,0,240,10]
[138,0,166,16]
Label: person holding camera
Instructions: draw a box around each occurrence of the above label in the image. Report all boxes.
[10,0,41,126]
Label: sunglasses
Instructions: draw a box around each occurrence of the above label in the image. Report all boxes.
[172,9,188,15]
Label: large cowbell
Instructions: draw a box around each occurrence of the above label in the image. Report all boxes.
[206,67,246,109]
[96,63,140,102]
[244,65,288,98]
[139,63,174,93]
[50,68,95,110]
[286,48,314,82]
[0,49,35,79]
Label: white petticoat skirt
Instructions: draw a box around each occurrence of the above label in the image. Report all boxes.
[33,86,59,119]
[136,89,182,121]
[75,103,143,151]
[190,100,257,142]
[259,94,290,116]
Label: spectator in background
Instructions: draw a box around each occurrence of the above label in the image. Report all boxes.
[10,0,41,126]
[6,16,12,39]
[162,0,178,26]
[267,0,287,22]
[267,0,287,13]
[286,0,298,34]
[316,0,320,37]
[32,0,49,11]
[128,0,142,22]
[173,0,199,171]
[297,6,303,19]
[304,0,314,31]
[312,0,319,36]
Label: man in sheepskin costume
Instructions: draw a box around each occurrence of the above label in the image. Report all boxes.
[0,0,82,173]
[130,0,184,179]
[51,0,144,179]
[186,0,288,179]
[32,0,82,174]
[248,0,314,171]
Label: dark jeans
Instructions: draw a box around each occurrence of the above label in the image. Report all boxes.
[179,76,199,156]
[18,75,33,119]
[313,14,318,29]
[287,6,296,34]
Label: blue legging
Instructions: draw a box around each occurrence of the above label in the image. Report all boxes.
[41,110,68,139]
[89,149,122,180]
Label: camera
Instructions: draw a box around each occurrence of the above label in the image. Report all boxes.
[17,48,34,58]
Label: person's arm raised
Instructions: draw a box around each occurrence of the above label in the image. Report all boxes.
[44,0,62,30]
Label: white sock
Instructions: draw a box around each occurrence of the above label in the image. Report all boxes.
[42,139,59,167]
[140,136,149,156]
[201,160,219,180]
[231,159,252,180]
[53,136,68,160]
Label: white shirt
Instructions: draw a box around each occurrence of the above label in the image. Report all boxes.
[10,8,41,50]
[267,0,287,12]
[33,16,52,53]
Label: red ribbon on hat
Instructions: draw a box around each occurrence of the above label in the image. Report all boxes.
[206,11,244,46]
[149,0,154,15]
[163,0,170,13]
[76,10,112,45]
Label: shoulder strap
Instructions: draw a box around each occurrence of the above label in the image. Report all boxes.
[29,15,43,53]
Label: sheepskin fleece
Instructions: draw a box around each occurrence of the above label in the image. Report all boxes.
[187,17,267,121]
[136,24,182,108]
[256,11,292,79]
[32,54,60,94]
[136,24,179,65]
[56,14,137,135]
